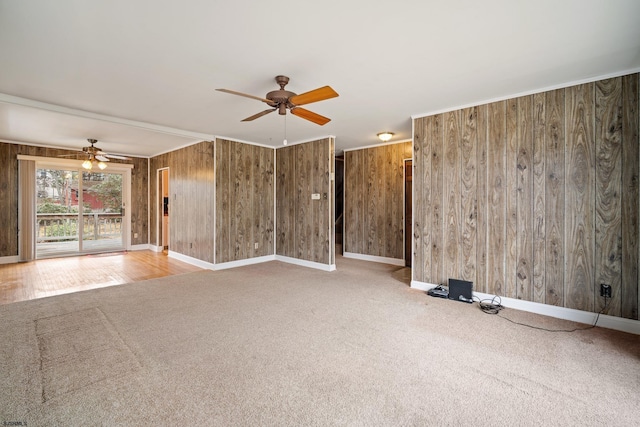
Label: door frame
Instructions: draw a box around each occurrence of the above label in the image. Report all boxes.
[404,158,412,267]
[26,155,132,257]
[156,167,170,251]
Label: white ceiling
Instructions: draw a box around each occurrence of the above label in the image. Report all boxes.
[1,0,639,157]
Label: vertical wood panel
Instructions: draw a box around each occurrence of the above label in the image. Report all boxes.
[0,143,17,256]
[461,107,478,282]
[431,115,444,285]
[443,111,461,280]
[216,140,230,262]
[412,73,638,319]
[344,151,356,254]
[621,74,639,320]
[516,96,534,300]
[565,83,595,312]
[505,98,518,298]
[545,90,565,306]
[487,101,506,295]
[532,92,547,303]
[595,78,623,316]
[356,150,364,255]
[296,144,309,260]
[476,105,488,293]
[413,118,426,281]
[276,144,293,257]
[264,145,275,257]
[343,143,407,261]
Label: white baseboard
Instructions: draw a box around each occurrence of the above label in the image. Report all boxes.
[149,245,164,253]
[0,256,19,265]
[129,244,150,251]
[275,255,336,272]
[411,280,639,335]
[167,251,215,270]
[214,255,276,270]
[343,252,405,266]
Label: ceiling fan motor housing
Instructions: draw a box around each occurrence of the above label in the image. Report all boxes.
[267,75,296,114]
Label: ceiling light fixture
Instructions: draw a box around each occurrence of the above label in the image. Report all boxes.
[377,132,394,142]
[81,154,107,171]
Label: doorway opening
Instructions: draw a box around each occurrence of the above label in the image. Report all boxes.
[404,159,412,267]
[157,168,170,253]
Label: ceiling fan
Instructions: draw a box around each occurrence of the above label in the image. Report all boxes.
[216,75,339,125]
[59,139,131,170]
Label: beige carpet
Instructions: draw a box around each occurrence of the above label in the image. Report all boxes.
[1,257,638,426]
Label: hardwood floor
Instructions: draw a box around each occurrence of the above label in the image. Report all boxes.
[0,250,202,305]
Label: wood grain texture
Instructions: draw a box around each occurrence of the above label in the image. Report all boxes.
[565,83,595,312]
[461,107,478,282]
[476,105,488,293]
[129,156,149,246]
[544,90,565,306]
[412,118,426,281]
[412,73,638,319]
[344,150,359,254]
[532,92,547,303]
[214,139,274,264]
[621,74,639,320]
[0,250,202,305]
[276,138,332,264]
[443,111,461,280]
[595,78,623,316]
[343,142,410,261]
[505,98,518,298]
[487,101,506,296]
[516,96,534,301]
[431,115,444,285]
[276,144,294,257]
[215,140,230,261]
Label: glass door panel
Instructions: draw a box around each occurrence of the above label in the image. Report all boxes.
[36,168,80,257]
[81,171,124,252]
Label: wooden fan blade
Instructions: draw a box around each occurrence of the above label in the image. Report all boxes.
[216,88,272,104]
[242,109,276,122]
[104,154,131,160]
[290,107,331,126]
[95,155,110,162]
[289,86,338,106]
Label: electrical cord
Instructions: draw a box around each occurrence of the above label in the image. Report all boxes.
[474,295,609,332]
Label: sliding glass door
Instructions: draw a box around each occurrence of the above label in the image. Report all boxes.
[36,167,126,258]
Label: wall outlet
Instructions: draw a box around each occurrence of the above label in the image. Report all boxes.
[600,284,612,298]
[311,193,320,200]
[134,232,138,238]
[254,242,259,249]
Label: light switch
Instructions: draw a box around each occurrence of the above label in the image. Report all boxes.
[311,193,321,200]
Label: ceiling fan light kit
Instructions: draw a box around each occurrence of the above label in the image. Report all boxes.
[377,132,394,142]
[60,139,131,170]
[217,75,339,126]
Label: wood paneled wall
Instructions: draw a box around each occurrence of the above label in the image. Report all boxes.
[150,141,215,263]
[215,139,274,263]
[0,142,148,257]
[276,138,333,265]
[413,73,639,320]
[344,141,412,260]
